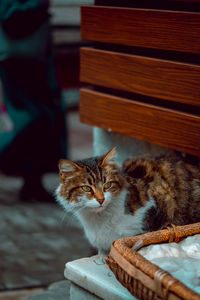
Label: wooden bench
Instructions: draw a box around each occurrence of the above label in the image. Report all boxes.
[79,0,200,158]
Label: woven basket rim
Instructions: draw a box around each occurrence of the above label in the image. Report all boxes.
[107,222,200,300]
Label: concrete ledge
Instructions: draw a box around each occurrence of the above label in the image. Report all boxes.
[93,127,174,164]
[64,256,135,300]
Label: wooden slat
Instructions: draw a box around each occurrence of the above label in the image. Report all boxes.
[80,48,200,106]
[81,6,200,54]
[168,0,200,2]
[80,89,200,157]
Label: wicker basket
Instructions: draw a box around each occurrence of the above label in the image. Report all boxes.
[106,222,200,300]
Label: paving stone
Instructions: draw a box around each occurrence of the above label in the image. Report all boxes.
[0,287,45,300]
[28,280,70,300]
[0,201,92,290]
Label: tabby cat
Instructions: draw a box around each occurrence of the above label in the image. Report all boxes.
[55,148,200,257]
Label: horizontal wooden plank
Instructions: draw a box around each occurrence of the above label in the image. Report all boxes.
[95,0,200,5]
[80,48,200,106]
[80,89,200,157]
[168,0,200,2]
[81,6,200,54]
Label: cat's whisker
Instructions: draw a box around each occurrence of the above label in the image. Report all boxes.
[58,210,72,226]
[60,211,67,224]
[62,211,80,227]
[73,205,86,217]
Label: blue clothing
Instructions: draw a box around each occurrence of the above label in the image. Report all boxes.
[0,0,66,176]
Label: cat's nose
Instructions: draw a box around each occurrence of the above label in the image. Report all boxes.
[97,198,105,205]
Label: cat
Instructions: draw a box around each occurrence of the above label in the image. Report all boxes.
[55,147,200,258]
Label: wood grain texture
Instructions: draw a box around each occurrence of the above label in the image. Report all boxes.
[168,0,200,2]
[80,48,200,106]
[81,6,200,54]
[80,89,200,157]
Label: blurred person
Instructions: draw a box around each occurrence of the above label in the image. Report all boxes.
[0,0,67,202]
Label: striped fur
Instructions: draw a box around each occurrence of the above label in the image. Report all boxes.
[123,155,200,230]
[56,149,200,256]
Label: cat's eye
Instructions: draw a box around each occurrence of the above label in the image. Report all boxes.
[104,181,112,190]
[81,185,92,192]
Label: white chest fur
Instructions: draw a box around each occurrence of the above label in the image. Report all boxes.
[56,185,156,255]
[77,192,156,254]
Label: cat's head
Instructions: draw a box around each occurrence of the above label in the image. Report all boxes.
[56,147,126,213]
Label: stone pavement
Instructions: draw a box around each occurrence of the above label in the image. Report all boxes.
[0,287,46,300]
[28,280,71,300]
[0,193,92,290]
[0,186,93,299]
[0,109,94,299]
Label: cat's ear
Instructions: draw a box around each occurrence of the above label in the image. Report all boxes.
[101,147,117,166]
[59,159,82,174]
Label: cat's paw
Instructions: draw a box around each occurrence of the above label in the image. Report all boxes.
[97,249,109,264]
